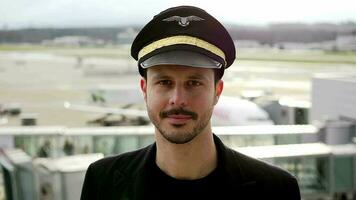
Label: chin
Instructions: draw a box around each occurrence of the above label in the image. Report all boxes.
[159,126,198,144]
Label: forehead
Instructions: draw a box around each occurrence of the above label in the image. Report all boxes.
[146,65,214,79]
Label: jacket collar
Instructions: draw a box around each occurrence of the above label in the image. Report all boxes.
[213,134,257,188]
[113,134,257,190]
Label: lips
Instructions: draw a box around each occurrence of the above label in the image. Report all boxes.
[159,108,197,125]
[166,114,193,124]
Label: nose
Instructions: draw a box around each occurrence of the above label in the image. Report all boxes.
[169,86,188,107]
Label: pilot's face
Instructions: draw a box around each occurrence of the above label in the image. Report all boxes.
[141,65,223,144]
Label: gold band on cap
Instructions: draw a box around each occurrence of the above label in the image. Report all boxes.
[138,35,226,66]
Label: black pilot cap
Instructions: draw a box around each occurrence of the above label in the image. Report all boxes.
[131,5,236,77]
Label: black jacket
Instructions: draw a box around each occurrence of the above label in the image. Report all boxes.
[81,135,301,199]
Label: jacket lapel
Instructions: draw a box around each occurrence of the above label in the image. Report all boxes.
[111,135,259,199]
[112,143,157,200]
[213,134,258,193]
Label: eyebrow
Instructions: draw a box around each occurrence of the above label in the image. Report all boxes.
[149,70,211,82]
[187,73,210,81]
[188,74,205,79]
[150,74,171,80]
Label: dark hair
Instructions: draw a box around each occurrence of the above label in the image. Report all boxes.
[215,68,224,84]
[142,68,224,85]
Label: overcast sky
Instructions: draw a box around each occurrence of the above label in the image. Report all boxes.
[1,0,356,29]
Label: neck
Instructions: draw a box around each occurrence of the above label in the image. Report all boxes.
[155,126,217,180]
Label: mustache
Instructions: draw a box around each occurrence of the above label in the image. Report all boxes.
[160,108,198,120]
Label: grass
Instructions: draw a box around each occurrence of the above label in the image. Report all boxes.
[236,48,356,64]
[1,44,356,64]
[0,44,130,58]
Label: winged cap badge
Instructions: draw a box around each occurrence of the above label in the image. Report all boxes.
[163,15,205,27]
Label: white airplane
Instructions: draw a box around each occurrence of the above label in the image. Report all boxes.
[0,103,21,125]
[0,117,8,125]
[212,96,274,126]
[64,95,273,126]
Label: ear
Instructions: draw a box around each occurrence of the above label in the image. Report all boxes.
[214,80,224,105]
[140,78,147,102]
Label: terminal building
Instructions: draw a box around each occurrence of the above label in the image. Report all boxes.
[0,73,356,200]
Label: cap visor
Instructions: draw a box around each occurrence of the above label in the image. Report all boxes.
[140,50,222,69]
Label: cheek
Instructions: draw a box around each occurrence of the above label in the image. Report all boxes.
[191,91,216,108]
[146,88,166,109]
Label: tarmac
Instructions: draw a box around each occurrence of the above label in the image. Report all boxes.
[1,48,356,200]
[1,49,356,127]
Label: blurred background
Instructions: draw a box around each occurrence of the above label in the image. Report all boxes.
[1,0,356,200]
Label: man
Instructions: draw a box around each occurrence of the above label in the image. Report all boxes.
[81,6,301,200]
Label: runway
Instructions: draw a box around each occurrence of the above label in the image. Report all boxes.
[1,47,356,127]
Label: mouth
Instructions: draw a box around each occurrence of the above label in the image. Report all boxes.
[166,114,193,124]
[160,108,197,125]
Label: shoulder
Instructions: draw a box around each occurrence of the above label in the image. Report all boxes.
[228,147,296,182]
[213,134,300,198]
[87,143,154,178]
[81,144,154,200]
[224,146,300,198]
[222,146,300,199]
[215,135,296,183]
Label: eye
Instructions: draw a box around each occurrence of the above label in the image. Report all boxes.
[158,80,172,86]
[187,80,202,86]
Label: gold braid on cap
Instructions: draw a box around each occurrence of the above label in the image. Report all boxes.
[138,35,226,66]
